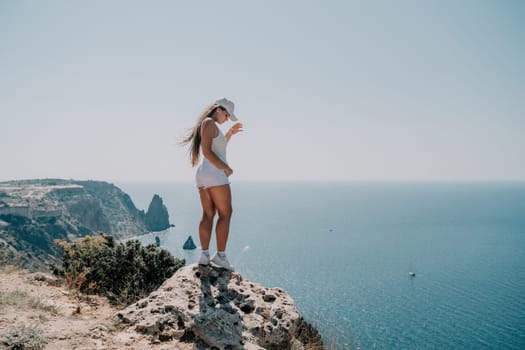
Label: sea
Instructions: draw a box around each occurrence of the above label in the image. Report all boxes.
[114,181,525,350]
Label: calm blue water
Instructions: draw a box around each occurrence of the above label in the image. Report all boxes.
[115,181,525,350]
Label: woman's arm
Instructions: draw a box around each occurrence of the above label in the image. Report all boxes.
[201,118,233,175]
[225,122,243,142]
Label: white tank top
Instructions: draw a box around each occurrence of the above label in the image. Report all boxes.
[202,120,227,165]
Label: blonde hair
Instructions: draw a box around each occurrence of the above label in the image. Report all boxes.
[181,103,221,167]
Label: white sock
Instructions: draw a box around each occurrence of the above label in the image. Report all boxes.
[202,249,209,257]
[218,251,226,258]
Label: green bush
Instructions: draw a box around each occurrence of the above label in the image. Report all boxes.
[0,249,17,265]
[53,234,184,305]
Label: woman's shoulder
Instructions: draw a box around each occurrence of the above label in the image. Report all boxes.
[201,117,217,129]
[201,117,215,125]
[201,117,219,136]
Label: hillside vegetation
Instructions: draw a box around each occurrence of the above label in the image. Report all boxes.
[53,234,184,305]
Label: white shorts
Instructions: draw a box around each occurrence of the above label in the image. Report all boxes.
[196,161,230,189]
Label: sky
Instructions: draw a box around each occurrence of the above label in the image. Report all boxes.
[1,0,524,182]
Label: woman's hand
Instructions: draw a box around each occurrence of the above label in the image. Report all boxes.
[224,166,234,177]
[225,122,243,141]
[230,122,243,135]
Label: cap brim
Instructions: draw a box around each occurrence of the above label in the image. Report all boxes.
[229,114,238,121]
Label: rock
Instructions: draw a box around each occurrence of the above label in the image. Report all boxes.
[115,264,323,349]
[183,235,197,250]
[90,324,109,339]
[263,294,276,303]
[29,272,58,285]
[159,328,185,341]
[145,194,170,232]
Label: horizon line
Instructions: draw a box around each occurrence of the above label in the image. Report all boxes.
[2,178,525,184]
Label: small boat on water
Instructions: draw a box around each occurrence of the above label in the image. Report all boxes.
[409,272,416,277]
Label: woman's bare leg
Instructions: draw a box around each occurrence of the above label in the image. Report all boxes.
[198,187,216,250]
[207,184,233,252]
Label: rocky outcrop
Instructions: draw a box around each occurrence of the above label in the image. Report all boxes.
[116,264,324,349]
[145,194,170,232]
[183,235,197,250]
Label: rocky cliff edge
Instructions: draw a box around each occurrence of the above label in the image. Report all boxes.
[0,265,323,350]
[116,264,324,350]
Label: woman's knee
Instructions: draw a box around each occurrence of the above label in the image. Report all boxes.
[201,210,216,222]
[218,206,233,219]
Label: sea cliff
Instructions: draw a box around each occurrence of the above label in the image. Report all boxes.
[0,179,150,269]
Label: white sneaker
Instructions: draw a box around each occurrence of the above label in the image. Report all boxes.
[211,253,234,271]
[198,253,210,266]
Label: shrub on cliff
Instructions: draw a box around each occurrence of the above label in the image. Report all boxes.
[53,234,184,305]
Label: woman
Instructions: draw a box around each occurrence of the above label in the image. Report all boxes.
[182,98,243,271]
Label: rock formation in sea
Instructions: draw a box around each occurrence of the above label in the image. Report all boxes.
[116,264,324,349]
[144,194,171,232]
[183,235,197,250]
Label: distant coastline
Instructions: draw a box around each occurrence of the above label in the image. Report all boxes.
[0,179,170,270]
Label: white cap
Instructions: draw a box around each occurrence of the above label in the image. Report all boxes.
[215,97,238,121]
